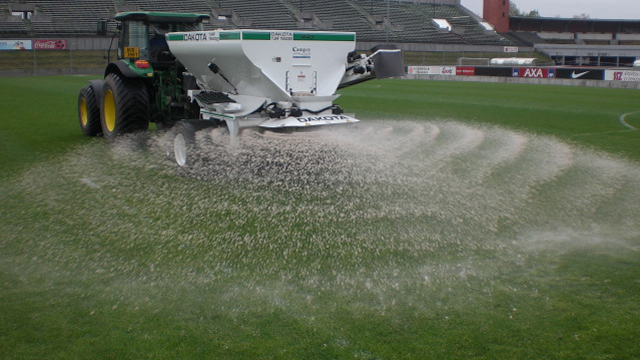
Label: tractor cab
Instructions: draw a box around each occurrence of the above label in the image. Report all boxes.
[112,12,210,71]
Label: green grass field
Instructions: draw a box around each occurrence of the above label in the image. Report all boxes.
[1,76,640,359]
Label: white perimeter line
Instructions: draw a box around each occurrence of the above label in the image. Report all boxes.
[619,111,639,130]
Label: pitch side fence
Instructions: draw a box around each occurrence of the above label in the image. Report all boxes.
[406,65,640,89]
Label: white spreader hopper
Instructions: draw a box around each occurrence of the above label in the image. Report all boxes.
[167,29,404,137]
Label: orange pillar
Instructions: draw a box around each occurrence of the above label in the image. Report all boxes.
[483,0,510,33]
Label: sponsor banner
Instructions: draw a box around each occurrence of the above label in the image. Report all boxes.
[407,66,456,76]
[456,66,476,76]
[34,39,67,50]
[504,46,519,53]
[605,70,640,82]
[556,69,604,80]
[440,66,456,76]
[0,40,32,51]
[512,68,556,78]
[474,66,513,77]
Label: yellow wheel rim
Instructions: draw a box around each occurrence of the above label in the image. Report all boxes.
[80,98,88,127]
[104,89,116,133]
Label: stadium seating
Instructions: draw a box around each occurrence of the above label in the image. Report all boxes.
[0,0,512,46]
[0,15,28,36]
[0,0,115,36]
[123,0,212,15]
[212,0,297,29]
[296,0,391,41]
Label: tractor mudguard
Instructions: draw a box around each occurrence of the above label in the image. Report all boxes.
[88,80,104,110]
[105,61,147,79]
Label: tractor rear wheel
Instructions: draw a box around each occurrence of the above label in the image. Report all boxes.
[78,85,101,136]
[100,73,149,138]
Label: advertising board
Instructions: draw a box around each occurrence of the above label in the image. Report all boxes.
[34,40,67,50]
[605,70,640,82]
[0,40,32,50]
[556,69,604,80]
[474,67,513,77]
[512,68,556,78]
[407,66,456,76]
[456,67,475,76]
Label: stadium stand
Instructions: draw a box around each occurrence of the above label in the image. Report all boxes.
[212,0,297,29]
[504,16,640,66]
[122,0,212,16]
[509,16,640,46]
[0,0,513,46]
[412,3,500,44]
[0,0,116,36]
[32,0,114,36]
[0,14,28,36]
[295,0,395,42]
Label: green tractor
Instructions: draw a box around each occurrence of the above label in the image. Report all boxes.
[77,11,210,138]
[77,11,405,167]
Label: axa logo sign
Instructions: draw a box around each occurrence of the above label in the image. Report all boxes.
[513,68,555,78]
[524,68,543,78]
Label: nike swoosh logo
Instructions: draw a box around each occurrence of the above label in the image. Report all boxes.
[572,71,589,79]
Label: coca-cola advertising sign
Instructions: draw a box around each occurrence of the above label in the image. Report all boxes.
[34,40,67,50]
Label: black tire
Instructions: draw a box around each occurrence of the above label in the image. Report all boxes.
[100,73,149,139]
[170,120,216,167]
[78,85,102,136]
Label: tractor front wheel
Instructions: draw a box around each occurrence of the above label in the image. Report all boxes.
[100,73,149,138]
[78,85,101,136]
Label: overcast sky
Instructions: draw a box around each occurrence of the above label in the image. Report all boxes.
[463,0,640,20]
